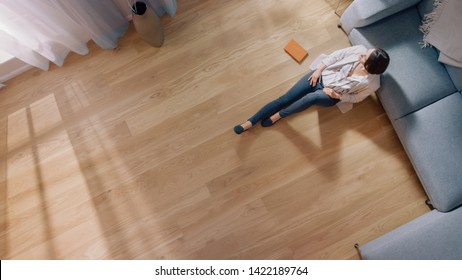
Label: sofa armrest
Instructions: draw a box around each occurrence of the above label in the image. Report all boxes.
[340,0,422,34]
[358,207,462,260]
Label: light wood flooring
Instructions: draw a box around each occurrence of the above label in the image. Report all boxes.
[0,0,429,259]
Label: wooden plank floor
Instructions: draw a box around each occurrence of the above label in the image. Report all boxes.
[0,0,429,259]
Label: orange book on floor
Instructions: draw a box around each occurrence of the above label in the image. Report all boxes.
[284,39,308,63]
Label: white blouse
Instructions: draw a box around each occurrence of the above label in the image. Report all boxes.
[321,45,381,103]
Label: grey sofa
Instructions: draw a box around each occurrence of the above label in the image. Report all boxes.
[340,0,462,259]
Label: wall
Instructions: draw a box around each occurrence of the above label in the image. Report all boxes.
[0,49,32,84]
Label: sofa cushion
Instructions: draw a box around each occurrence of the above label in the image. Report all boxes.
[445,64,462,91]
[349,7,457,120]
[417,0,435,18]
[340,0,422,34]
[359,207,462,260]
[394,92,462,212]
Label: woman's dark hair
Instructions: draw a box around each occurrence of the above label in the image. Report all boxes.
[364,48,390,75]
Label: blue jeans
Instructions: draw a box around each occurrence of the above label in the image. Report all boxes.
[248,71,340,125]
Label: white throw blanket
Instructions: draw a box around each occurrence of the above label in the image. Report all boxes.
[420,0,462,67]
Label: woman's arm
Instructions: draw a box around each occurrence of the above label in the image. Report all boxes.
[321,45,366,67]
[323,87,342,99]
[308,63,327,86]
[339,89,371,103]
[324,87,370,103]
[340,75,380,103]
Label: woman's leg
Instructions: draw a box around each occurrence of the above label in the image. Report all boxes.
[247,71,320,125]
[261,90,339,126]
[234,70,321,134]
[279,90,340,117]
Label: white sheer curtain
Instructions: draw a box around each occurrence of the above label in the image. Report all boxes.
[0,0,177,71]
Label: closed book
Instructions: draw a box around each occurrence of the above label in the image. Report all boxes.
[284,39,308,63]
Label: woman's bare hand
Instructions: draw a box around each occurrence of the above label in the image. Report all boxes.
[323,87,342,99]
[308,70,322,86]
